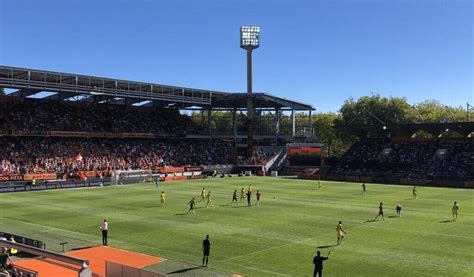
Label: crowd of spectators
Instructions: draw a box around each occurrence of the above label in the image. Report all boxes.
[0,100,195,135]
[328,139,474,180]
[0,137,233,177]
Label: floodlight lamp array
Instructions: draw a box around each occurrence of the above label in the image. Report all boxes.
[240,25,260,48]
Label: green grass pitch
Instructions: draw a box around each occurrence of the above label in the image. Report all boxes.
[1,177,473,276]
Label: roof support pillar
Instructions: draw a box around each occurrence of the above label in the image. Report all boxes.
[275,107,280,144]
[207,108,212,136]
[292,108,296,137]
[201,109,205,127]
[233,108,237,140]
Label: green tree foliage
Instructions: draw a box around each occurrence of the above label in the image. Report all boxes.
[312,112,353,156]
[337,95,467,126]
[414,100,466,122]
[338,94,416,126]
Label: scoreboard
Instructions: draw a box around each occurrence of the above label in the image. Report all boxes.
[287,143,324,166]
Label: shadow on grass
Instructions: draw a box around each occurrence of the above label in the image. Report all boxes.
[365,219,377,222]
[439,220,453,223]
[174,212,193,215]
[317,244,337,249]
[388,215,399,218]
[233,205,251,208]
[168,266,202,274]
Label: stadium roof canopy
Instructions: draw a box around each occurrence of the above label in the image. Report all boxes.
[0,65,314,111]
[336,122,474,138]
[209,92,314,111]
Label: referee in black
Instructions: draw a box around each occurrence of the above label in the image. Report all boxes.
[312,250,330,277]
[202,235,211,267]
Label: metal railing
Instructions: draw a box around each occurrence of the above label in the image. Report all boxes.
[0,240,91,277]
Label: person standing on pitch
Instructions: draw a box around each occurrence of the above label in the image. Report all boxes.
[100,219,108,246]
[200,187,206,202]
[160,191,165,207]
[246,188,252,207]
[256,190,262,206]
[396,204,402,217]
[374,202,385,221]
[412,186,417,199]
[452,201,459,221]
[205,191,213,208]
[202,235,211,267]
[362,183,366,193]
[240,187,245,203]
[187,197,196,214]
[336,221,346,245]
[232,189,238,205]
[312,250,330,277]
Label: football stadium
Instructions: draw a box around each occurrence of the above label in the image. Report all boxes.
[0,1,473,277]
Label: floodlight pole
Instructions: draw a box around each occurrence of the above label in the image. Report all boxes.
[240,25,260,164]
[247,49,253,93]
[467,102,472,122]
[246,47,255,163]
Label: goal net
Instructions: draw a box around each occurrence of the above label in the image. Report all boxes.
[112,169,153,185]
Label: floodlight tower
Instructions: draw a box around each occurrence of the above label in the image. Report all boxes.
[240,25,260,163]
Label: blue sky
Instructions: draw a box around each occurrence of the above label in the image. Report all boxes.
[0,0,472,112]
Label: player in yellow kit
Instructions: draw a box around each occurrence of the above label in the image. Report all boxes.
[240,187,245,203]
[160,191,165,207]
[336,221,346,246]
[200,187,207,202]
[452,201,459,221]
[206,191,214,208]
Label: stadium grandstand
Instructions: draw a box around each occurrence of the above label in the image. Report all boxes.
[294,123,474,188]
[0,65,314,187]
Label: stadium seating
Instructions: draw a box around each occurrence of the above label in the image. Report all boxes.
[0,99,195,135]
[0,137,232,176]
[327,139,474,181]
